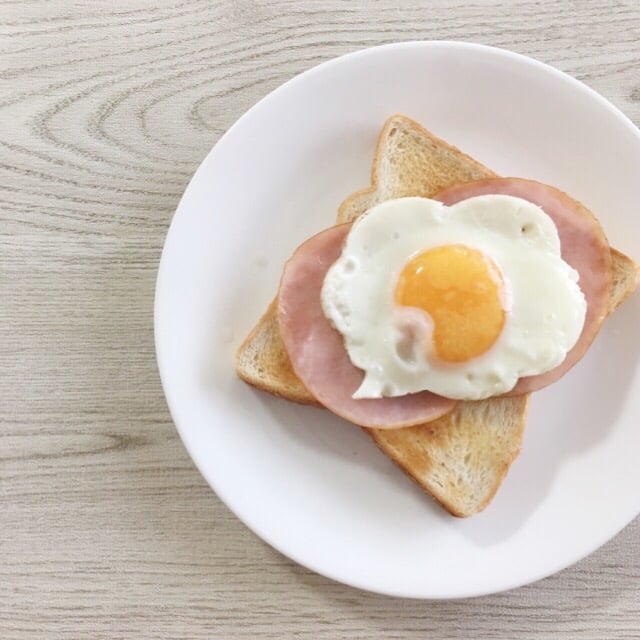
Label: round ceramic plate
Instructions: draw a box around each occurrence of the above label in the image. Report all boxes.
[155,41,640,598]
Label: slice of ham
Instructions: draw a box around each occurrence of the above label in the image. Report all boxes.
[435,178,612,395]
[277,224,456,429]
[278,177,612,427]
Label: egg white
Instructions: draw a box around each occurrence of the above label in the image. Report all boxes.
[321,195,587,401]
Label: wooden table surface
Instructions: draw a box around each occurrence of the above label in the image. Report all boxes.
[3,1,639,637]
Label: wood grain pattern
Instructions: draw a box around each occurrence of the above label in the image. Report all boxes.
[2,1,639,638]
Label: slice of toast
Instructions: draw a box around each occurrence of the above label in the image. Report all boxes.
[236,115,639,517]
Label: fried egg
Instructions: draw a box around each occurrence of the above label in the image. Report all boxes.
[320,195,587,400]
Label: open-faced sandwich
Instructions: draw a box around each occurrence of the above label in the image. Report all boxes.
[236,115,639,517]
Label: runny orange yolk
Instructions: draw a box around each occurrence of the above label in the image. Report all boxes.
[394,244,506,363]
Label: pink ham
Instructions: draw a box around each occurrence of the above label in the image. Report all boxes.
[277,224,456,429]
[279,178,612,426]
[435,178,612,395]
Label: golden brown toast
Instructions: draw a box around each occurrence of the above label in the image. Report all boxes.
[236,115,639,517]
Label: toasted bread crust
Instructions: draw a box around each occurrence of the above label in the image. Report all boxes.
[366,396,530,517]
[236,298,319,406]
[336,114,498,225]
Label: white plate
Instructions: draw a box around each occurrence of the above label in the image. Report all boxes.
[155,41,640,598]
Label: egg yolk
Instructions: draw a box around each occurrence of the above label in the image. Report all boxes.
[394,245,506,363]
